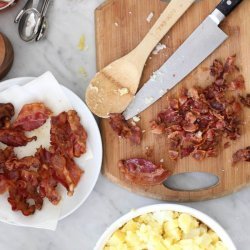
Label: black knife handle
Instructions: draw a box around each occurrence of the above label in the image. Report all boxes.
[216,0,243,17]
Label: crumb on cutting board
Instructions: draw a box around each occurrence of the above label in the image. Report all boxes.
[152,43,167,55]
[146,12,154,23]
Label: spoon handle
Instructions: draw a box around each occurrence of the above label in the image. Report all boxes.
[130,0,195,62]
[34,0,51,35]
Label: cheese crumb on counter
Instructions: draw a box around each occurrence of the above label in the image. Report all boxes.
[118,88,129,96]
[77,35,87,51]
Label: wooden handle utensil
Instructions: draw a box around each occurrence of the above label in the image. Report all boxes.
[86,0,195,118]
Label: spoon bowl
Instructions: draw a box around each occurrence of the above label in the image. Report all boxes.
[18,8,40,42]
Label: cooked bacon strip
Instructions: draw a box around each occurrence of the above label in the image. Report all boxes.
[0,129,36,147]
[38,164,61,205]
[109,114,142,145]
[5,156,40,171]
[67,110,87,157]
[35,147,61,204]
[65,156,83,186]
[8,180,43,216]
[151,56,244,161]
[239,94,250,108]
[118,158,171,186]
[0,103,14,128]
[51,110,88,158]
[0,147,16,170]
[13,103,52,131]
[232,147,250,165]
[50,154,75,196]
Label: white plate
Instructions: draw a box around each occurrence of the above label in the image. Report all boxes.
[0,77,103,221]
[95,204,236,250]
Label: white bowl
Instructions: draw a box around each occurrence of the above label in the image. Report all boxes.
[95,204,236,250]
[0,0,15,11]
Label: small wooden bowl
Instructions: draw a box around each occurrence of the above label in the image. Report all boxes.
[0,33,14,80]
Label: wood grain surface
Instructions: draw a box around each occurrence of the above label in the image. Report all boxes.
[96,0,250,201]
[0,33,14,80]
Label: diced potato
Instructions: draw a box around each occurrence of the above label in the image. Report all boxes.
[121,219,138,232]
[104,211,228,250]
[108,230,126,245]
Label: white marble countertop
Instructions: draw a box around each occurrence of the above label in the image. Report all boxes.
[0,0,249,249]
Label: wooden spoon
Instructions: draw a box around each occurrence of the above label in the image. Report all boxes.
[0,33,14,80]
[86,0,195,118]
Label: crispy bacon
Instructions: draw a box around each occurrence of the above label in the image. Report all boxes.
[0,103,14,128]
[67,110,87,157]
[118,158,171,186]
[109,114,142,145]
[0,104,86,216]
[239,94,250,108]
[38,164,61,205]
[0,147,16,170]
[51,110,87,158]
[232,147,250,165]
[8,180,43,216]
[5,156,40,171]
[13,103,52,131]
[151,56,244,161]
[50,154,75,196]
[228,75,245,90]
[65,156,83,186]
[0,129,37,147]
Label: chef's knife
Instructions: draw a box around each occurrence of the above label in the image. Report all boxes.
[123,0,243,120]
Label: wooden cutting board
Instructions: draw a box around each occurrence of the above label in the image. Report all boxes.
[96,0,250,201]
[0,33,14,80]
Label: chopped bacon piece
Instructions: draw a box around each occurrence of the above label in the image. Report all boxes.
[191,150,206,161]
[151,121,166,135]
[151,56,244,161]
[51,111,88,158]
[13,103,52,131]
[5,156,40,171]
[239,94,250,108]
[232,147,250,165]
[224,55,238,74]
[109,114,142,145]
[0,129,37,147]
[118,158,171,186]
[228,75,245,90]
[0,103,14,128]
[210,59,224,78]
[168,150,179,161]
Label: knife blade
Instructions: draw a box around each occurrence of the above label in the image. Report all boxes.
[123,0,243,120]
